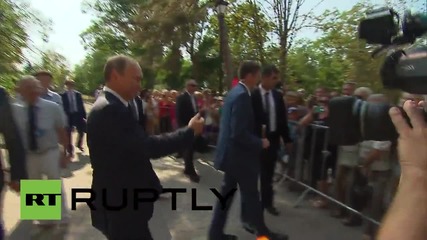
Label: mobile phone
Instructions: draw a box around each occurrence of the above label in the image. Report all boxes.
[313,105,325,113]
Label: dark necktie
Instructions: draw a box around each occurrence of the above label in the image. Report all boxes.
[264,92,270,131]
[28,105,38,151]
[128,101,138,120]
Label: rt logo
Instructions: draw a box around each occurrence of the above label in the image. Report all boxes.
[20,180,62,220]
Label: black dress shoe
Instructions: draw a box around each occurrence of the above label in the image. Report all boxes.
[265,206,280,216]
[261,232,289,240]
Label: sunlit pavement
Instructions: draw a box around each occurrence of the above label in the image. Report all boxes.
[3,151,366,240]
[3,103,366,239]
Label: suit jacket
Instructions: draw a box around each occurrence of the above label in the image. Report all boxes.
[214,83,262,174]
[176,91,197,127]
[0,87,27,185]
[61,90,87,120]
[87,91,194,237]
[252,87,292,147]
[134,96,146,131]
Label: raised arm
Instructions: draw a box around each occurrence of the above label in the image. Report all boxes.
[377,102,427,240]
[98,105,196,160]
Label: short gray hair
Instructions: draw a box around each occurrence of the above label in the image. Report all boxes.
[354,87,373,97]
[16,75,38,87]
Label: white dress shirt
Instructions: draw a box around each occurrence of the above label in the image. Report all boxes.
[185,90,197,113]
[67,90,78,113]
[132,99,139,121]
[104,86,129,107]
[11,98,67,152]
[239,81,251,96]
[259,85,277,132]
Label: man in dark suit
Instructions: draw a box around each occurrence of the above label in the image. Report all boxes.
[129,94,146,131]
[208,61,288,240]
[176,79,200,182]
[61,79,87,154]
[87,55,204,240]
[0,86,27,238]
[252,64,292,216]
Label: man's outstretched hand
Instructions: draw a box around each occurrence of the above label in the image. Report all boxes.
[188,113,205,136]
[389,100,427,175]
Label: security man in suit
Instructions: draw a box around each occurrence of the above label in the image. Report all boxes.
[87,55,204,240]
[252,65,292,216]
[208,61,288,240]
[176,79,200,182]
[0,86,27,238]
[61,79,87,154]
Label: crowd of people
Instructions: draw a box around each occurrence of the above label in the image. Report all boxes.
[1,56,427,240]
[90,73,425,240]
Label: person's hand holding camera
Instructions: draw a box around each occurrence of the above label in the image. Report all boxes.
[389,100,427,176]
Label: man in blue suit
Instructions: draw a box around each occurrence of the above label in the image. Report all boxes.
[208,61,288,240]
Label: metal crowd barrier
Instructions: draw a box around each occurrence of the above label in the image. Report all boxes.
[206,121,380,226]
[275,121,380,226]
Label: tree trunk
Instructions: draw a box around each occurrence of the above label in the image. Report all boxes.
[279,34,289,84]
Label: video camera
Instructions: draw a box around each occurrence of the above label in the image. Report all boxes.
[328,8,427,145]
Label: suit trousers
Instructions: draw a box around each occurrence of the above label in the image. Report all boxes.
[67,113,85,153]
[26,148,69,224]
[209,168,268,238]
[183,144,196,174]
[260,136,280,208]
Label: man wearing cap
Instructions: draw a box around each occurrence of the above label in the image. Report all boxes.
[61,79,86,154]
[34,71,63,107]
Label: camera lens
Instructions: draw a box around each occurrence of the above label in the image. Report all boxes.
[327,96,399,145]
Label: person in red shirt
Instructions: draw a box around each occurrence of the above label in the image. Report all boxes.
[169,90,178,130]
[158,92,172,133]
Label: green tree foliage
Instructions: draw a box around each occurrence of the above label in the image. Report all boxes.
[71,0,421,94]
[287,2,387,92]
[26,50,71,91]
[0,0,47,91]
[73,49,111,95]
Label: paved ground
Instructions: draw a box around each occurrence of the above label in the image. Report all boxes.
[3,151,365,240]
[2,102,366,239]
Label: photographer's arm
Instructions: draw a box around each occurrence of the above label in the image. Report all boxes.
[377,101,427,240]
[298,110,313,127]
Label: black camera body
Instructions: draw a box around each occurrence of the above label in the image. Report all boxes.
[359,8,427,94]
[381,46,427,94]
[328,8,427,145]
